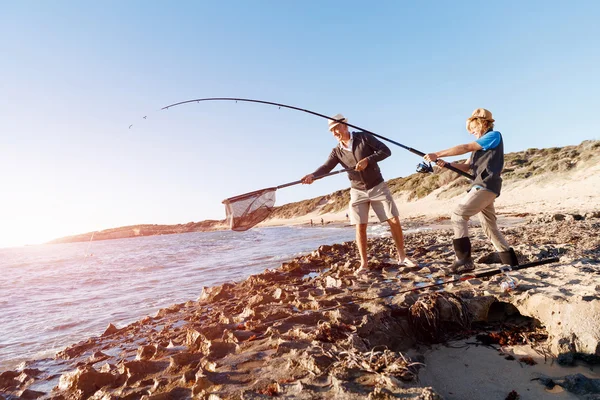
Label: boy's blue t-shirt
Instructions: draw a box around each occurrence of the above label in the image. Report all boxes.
[475,131,501,150]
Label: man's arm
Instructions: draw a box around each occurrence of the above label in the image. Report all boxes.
[352,133,392,172]
[363,133,392,163]
[302,149,339,184]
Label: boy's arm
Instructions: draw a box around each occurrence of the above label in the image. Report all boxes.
[424,141,482,161]
[443,161,471,173]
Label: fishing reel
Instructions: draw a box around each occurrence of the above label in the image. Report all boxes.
[416,161,434,174]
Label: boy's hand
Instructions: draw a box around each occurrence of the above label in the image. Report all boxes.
[424,153,438,162]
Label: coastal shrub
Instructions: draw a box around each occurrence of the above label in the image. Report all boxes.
[321,189,350,213]
[264,140,599,221]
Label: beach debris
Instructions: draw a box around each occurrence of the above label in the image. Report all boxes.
[518,356,537,366]
[408,292,471,343]
[505,390,520,400]
[534,373,600,396]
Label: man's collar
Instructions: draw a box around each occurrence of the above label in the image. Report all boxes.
[339,131,353,149]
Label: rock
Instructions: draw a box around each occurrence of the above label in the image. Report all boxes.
[136,345,157,361]
[512,291,600,355]
[88,351,110,364]
[58,366,116,398]
[324,276,343,288]
[120,360,165,384]
[99,362,113,373]
[559,373,600,395]
[0,371,19,391]
[273,287,284,300]
[296,352,334,374]
[193,371,215,392]
[200,323,229,340]
[198,283,235,302]
[463,296,497,322]
[56,339,97,360]
[205,341,237,360]
[584,211,600,219]
[186,328,206,349]
[168,351,201,368]
[17,389,45,399]
[557,352,575,365]
[235,307,255,321]
[102,323,119,336]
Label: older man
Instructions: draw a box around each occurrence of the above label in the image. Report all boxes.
[302,114,415,274]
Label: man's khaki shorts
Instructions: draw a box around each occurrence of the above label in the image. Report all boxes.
[349,182,399,225]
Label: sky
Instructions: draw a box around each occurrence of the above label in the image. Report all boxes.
[1,1,599,248]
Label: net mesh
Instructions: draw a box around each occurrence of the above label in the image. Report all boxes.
[222,188,277,231]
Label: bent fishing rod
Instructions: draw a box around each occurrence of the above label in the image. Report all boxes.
[160,97,475,180]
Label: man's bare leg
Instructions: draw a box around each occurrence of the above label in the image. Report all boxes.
[387,216,414,265]
[356,223,368,268]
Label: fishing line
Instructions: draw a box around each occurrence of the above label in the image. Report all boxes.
[134,97,475,180]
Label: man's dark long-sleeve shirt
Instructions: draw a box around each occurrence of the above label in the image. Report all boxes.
[312,131,391,191]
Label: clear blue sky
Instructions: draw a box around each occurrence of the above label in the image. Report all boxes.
[1,1,599,247]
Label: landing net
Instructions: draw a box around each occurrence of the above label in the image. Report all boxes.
[222,188,277,231]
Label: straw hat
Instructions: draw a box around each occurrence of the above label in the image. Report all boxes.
[467,108,495,123]
[328,113,347,131]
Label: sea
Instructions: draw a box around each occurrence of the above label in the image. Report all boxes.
[0,225,394,371]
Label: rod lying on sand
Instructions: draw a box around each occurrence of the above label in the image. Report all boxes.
[222,168,352,231]
[393,256,561,296]
[160,97,475,180]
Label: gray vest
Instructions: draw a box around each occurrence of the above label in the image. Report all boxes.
[470,131,504,196]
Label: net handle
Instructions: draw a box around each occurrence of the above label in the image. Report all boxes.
[222,168,353,204]
[277,168,353,189]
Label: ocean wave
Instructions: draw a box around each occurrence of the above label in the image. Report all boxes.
[46,321,81,332]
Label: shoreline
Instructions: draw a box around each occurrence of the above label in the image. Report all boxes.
[2,214,599,398]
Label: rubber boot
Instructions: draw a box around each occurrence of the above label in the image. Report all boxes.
[450,237,475,273]
[498,248,519,266]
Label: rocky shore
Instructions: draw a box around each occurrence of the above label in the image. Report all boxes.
[2,212,599,399]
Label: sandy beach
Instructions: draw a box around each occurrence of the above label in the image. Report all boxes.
[2,144,600,399]
[2,209,599,399]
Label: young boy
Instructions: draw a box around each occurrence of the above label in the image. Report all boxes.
[423,108,518,273]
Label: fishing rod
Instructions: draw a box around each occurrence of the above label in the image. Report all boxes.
[392,257,560,296]
[160,97,475,180]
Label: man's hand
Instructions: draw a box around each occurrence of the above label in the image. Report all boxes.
[355,158,369,171]
[424,153,438,162]
[301,174,315,184]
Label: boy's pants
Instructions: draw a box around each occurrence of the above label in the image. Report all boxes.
[451,187,510,252]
